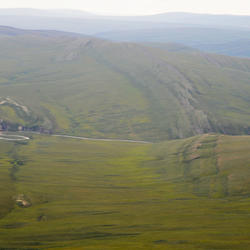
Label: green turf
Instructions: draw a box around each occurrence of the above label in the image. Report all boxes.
[1,134,250,249]
[0,29,250,141]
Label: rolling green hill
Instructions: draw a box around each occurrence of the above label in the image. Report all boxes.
[1,27,250,141]
[0,133,250,249]
[1,15,250,250]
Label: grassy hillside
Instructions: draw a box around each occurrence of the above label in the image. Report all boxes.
[0,27,250,141]
[0,134,250,249]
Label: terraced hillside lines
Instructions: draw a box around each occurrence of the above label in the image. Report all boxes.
[182,134,225,198]
[150,134,222,198]
[216,135,250,197]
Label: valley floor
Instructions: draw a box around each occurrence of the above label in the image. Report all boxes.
[0,134,250,249]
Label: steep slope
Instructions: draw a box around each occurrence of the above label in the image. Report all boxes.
[0,27,250,141]
[1,134,250,249]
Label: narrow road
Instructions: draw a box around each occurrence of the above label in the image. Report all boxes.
[0,132,151,144]
[52,134,151,144]
[0,133,30,141]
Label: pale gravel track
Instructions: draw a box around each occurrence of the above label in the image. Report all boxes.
[0,134,30,141]
[0,132,151,144]
[52,134,151,144]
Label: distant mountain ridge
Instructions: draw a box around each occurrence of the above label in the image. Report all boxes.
[96,27,250,46]
[0,25,87,37]
[1,8,250,57]
[197,39,250,58]
[1,9,250,28]
[138,12,250,28]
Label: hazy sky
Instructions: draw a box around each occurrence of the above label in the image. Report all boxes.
[0,0,250,16]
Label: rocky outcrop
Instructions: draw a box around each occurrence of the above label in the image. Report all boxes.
[15,194,32,208]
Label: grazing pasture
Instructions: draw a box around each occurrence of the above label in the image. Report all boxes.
[0,134,250,249]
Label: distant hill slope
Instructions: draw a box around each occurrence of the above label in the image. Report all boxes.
[197,40,250,58]
[96,27,250,57]
[1,9,250,29]
[1,9,250,57]
[0,27,250,141]
[137,12,250,29]
[96,27,250,45]
[0,13,176,35]
[142,42,198,53]
[0,25,87,38]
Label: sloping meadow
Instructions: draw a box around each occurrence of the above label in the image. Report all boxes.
[0,134,250,249]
